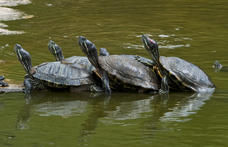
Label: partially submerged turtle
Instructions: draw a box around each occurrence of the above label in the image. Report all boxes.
[14,44,104,93]
[0,75,8,87]
[213,61,228,72]
[141,35,215,93]
[78,36,164,93]
[0,60,5,63]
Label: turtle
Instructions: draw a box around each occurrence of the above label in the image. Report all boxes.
[213,61,228,72]
[14,44,104,93]
[48,40,155,87]
[48,40,154,71]
[141,35,215,93]
[78,36,166,93]
[48,40,96,72]
[0,75,8,87]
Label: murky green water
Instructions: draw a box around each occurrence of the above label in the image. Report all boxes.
[1,0,228,146]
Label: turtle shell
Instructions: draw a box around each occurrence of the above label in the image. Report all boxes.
[98,55,160,91]
[33,62,95,88]
[159,56,215,92]
[65,56,96,72]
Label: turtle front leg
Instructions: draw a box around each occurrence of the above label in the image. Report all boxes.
[100,71,111,93]
[23,78,46,93]
[23,78,33,93]
[159,76,169,94]
[135,55,154,69]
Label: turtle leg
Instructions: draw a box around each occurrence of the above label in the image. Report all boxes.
[101,71,111,93]
[159,76,169,94]
[89,85,104,92]
[23,78,46,93]
[23,78,33,93]
[135,55,154,69]
[70,84,104,92]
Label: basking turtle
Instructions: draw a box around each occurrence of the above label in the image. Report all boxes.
[99,47,155,69]
[213,61,228,72]
[0,75,8,87]
[78,36,164,93]
[14,44,104,93]
[48,40,154,70]
[141,35,215,93]
[48,40,95,72]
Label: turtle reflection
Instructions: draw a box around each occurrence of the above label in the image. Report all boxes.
[16,92,212,145]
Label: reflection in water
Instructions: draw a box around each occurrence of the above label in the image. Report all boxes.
[0,0,32,35]
[142,92,212,142]
[15,92,212,145]
[159,93,212,123]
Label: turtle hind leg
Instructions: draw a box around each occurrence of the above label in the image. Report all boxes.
[159,76,169,94]
[70,84,104,92]
[89,85,104,92]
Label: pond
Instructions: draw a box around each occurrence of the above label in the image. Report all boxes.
[0,0,228,146]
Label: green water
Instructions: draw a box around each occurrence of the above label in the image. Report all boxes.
[0,0,228,146]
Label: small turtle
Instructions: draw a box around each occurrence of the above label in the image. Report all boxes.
[78,36,164,93]
[48,40,96,72]
[213,61,228,72]
[141,35,215,93]
[0,75,8,87]
[14,44,104,93]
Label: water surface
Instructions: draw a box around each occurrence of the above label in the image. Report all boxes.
[0,0,228,146]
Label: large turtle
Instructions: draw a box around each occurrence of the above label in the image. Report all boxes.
[0,75,8,87]
[141,35,215,93]
[78,36,166,93]
[14,44,104,93]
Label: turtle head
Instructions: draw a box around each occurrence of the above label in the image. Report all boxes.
[14,44,32,75]
[213,61,223,72]
[99,48,109,56]
[141,35,160,66]
[78,36,100,69]
[48,40,64,61]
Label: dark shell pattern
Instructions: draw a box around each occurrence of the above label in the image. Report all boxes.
[99,55,160,91]
[65,56,95,72]
[160,56,215,92]
[33,62,95,88]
